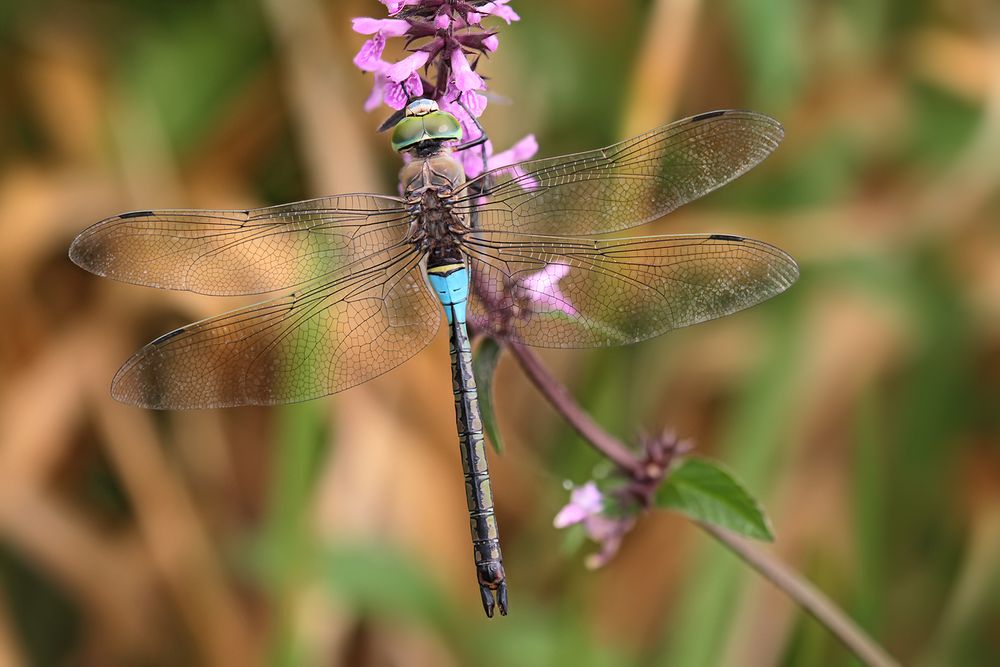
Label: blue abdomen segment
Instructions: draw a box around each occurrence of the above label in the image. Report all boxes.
[428,264,469,324]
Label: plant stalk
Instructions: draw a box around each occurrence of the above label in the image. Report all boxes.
[699,522,900,667]
[507,343,642,476]
[507,342,899,667]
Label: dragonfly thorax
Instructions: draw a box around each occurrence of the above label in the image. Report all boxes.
[401,152,469,267]
[399,151,465,198]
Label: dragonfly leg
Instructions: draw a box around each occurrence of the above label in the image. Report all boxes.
[452,99,493,237]
[454,133,487,153]
[454,99,490,178]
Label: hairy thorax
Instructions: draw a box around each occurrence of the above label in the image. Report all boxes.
[400,151,469,267]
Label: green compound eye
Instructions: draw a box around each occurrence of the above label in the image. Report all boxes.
[391,110,463,152]
[391,117,427,152]
[422,111,462,142]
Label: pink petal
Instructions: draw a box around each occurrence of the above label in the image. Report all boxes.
[582,513,622,542]
[385,50,431,83]
[384,80,408,110]
[482,34,499,52]
[584,532,626,569]
[519,263,578,316]
[440,94,483,144]
[571,482,604,512]
[351,17,410,37]
[381,0,419,15]
[583,515,635,569]
[553,504,587,529]
[364,74,386,111]
[434,13,451,29]
[485,135,540,190]
[403,71,423,97]
[521,263,569,292]
[493,6,520,23]
[554,482,604,528]
[450,48,484,91]
[460,138,490,179]
[460,90,488,117]
[487,134,538,169]
[353,33,387,72]
[480,1,520,24]
[552,482,604,528]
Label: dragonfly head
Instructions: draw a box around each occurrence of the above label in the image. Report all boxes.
[391,98,463,153]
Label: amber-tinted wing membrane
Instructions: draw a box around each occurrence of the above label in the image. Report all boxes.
[464,232,798,348]
[112,247,440,408]
[69,194,410,295]
[453,110,782,236]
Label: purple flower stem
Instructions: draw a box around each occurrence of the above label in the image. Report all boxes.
[505,342,899,667]
[506,343,644,478]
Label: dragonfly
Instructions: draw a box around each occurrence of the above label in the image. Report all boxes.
[69,98,798,617]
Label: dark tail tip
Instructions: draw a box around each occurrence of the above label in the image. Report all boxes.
[479,582,509,618]
[479,584,495,617]
[497,581,508,616]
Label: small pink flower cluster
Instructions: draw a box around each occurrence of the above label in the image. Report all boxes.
[554,432,694,568]
[352,0,536,177]
[554,482,636,570]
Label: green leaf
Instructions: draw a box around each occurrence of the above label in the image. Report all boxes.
[472,337,505,453]
[657,458,774,541]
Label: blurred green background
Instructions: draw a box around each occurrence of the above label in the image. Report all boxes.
[1,0,999,665]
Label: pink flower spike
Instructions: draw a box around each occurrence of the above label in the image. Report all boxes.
[351,17,410,37]
[353,33,387,72]
[519,263,578,316]
[385,50,431,83]
[450,48,484,91]
[482,34,499,52]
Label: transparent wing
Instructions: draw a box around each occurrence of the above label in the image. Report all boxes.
[464,231,798,348]
[70,194,410,295]
[453,110,783,236]
[112,246,440,408]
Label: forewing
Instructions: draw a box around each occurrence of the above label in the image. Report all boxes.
[112,247,440,408]
[464,232,798,348]
[70,194,410,295]
[454,111,783,236]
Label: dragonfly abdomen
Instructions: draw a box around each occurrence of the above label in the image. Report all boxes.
[427,262,508,617]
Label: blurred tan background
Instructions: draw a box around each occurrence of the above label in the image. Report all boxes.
[1,0,999,665]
